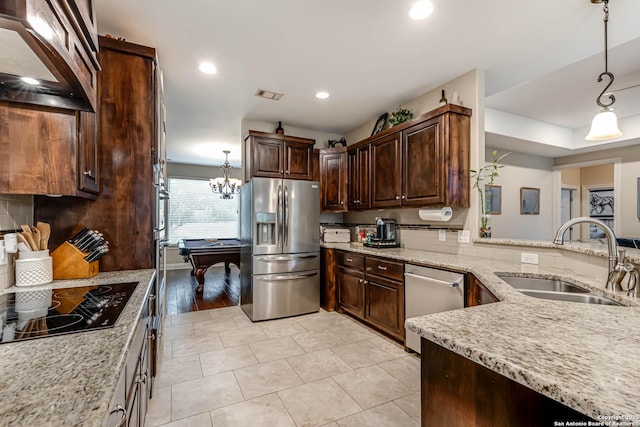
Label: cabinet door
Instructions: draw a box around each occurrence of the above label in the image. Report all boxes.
[285,140,313,180]
[465,275,499,307]
[365,279,404,339]
[253,137,284,178]
[347,148,359,210]
[320,151,346,211]
[77,111,100,194]
[357,145,371,209]
[402,116,444,206]
[337,267,365,319]
[371,133,402,208]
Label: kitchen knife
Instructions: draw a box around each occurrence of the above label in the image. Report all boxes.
[69,227,89,245]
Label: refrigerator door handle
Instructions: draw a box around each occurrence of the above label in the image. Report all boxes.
[259,271,319,281]
[277,184,282,247]
[256,254,319,262]
[284,184,289,248]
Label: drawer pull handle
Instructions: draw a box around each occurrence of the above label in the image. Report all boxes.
[346,258,353,262]
[359,278,364,283]
[377,265,388,271]
[109,404,127,427]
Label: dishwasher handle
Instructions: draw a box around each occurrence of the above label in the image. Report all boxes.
[404,272,463,288]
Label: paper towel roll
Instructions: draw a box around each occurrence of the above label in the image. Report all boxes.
[418,207,453,221]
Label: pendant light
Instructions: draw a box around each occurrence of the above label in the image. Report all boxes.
[210,150,241,199]
[585,0,622,141]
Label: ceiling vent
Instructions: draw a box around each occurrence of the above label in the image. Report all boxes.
[255,89,283,100]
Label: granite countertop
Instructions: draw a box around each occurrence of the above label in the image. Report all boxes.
[0,269,155,426]
[323,242,640,421]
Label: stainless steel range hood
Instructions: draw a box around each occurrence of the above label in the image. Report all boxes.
[0,1,99,111]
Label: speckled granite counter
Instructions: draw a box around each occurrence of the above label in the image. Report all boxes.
[0,269,155,426]
[323,242,640,420]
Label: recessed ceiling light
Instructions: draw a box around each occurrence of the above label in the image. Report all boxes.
[315,91,330,99]
[198,62,217,75]
[409,0,434,20]
[21,77,40,85]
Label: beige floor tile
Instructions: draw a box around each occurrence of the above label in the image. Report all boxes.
[378,355,421,391]
[232,313,254,328]
[193,318,238,334]
[394,391,421,423]
[171,371,243,420]
[163,323,195,341]
[331,339,397,369]
[162,339,172,361]
[145,385,171,426]
[333,365,412,409]
[250,336,305,363]
[209,393,296,427]
[234,359,303,399]
[260,317,309,338]
[218,325,269,347]
[156,355,202,388]
[161,412,212,427]
[320,423,339,427]
[367,336,408,358]
[171,333,223,359]
[278,378,362,427]
[207,305,242,319]
[287,349,353,383]
[336,402,418,427]
[199,345,258,376]
[325,323,378,343]
[170,310,213,326]
[297,313,351,332]
[292,330,345,352]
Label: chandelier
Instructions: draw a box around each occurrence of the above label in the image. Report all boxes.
[210,150,241,199]
[585,0,622,141]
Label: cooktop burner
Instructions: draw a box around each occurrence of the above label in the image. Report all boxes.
[0,282,138,344]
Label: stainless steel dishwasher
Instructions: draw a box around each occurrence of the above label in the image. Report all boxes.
[404,264,465,353]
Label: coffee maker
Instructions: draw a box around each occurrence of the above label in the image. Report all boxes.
[365,218,400,248]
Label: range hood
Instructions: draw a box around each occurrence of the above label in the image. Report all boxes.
[0,1,99,111]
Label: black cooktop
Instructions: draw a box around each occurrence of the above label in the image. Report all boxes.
[0,282,138,344]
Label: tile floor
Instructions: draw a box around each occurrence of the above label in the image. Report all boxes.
[146,306,421,427]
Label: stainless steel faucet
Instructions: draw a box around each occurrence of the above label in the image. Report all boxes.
[553,217,618,287]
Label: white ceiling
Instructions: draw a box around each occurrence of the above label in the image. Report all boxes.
[94,0,640,167]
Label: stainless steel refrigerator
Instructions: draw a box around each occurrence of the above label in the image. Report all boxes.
[240,177,320,321]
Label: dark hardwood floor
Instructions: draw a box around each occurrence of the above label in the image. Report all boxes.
[165,266,240,315]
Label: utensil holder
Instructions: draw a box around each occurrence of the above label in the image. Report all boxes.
[51,242,99,280]
[15,250,53,287]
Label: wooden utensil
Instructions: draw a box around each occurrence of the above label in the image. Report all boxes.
[17,233,34,251]
[36,222,51,250]
[20,225,39,251]
[31,227,42,250]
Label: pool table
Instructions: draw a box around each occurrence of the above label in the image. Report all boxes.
[178,238,241,292]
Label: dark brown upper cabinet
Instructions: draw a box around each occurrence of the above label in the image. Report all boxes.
[319,148,347,212]
[0,0,100,111]
[244,131,315,181]
[347,143,370,210]
[367,104,471,209]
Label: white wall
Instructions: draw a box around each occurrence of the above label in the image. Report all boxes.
[487,148,556,240]
[168,162,241,180]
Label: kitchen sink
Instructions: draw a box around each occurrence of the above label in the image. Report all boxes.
[519,290,622,306]
[496,275,590,293]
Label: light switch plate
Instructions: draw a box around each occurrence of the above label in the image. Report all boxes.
[457,230,470,243]
[521,252,539,264]
[438,230,446,241]
[0,242,7,266]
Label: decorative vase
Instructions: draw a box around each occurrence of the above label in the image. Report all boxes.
[480,226,492,238]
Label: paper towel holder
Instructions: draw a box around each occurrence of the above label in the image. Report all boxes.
[418,207,453,222]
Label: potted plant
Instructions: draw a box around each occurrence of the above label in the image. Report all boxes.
[469,150,510,238]
[388,106,414,126]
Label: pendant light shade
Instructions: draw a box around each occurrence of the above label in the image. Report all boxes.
[585,107,623,141]
[585,0,622,141]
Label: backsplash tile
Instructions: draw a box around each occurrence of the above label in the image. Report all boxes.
[0,194,33,231]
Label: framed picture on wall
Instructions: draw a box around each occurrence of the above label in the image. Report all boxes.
[371,113,388,136]
[520,187,540,215]
[485,185,501,214]
[589,188,614,217]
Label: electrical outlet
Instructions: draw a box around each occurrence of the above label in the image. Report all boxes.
[0,241,6,266]
[438,229,446,242]
[521,252,539,264]
[457,230,470,243]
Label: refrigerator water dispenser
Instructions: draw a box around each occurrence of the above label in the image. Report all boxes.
[256,212,276,245]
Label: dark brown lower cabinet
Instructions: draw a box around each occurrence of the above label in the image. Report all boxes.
[365,277,404,339]
[337,266,365,318]
[421,339,594,427]
[320,247,337,311]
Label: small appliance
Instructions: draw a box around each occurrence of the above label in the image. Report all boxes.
[364,218,400,248]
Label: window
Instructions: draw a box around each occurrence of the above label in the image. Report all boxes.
[168,177,239,243]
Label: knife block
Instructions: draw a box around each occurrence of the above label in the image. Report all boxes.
[51,242,99,280]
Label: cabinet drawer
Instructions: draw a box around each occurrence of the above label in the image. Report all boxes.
[366,257,404,281]
[336,251,364,270]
